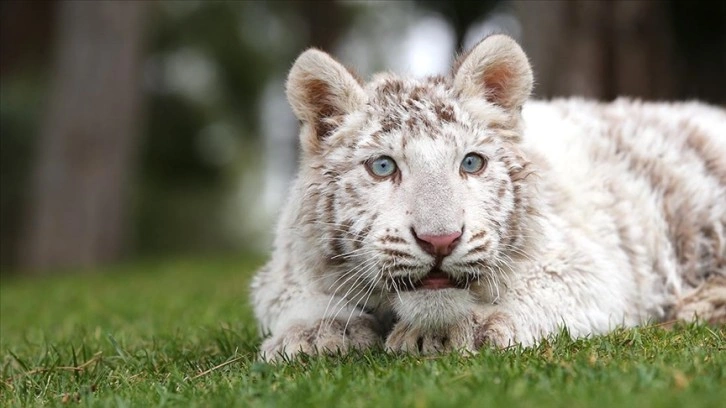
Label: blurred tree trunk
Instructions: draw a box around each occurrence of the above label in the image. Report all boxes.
[514,0,675,100]
[415,0,499,51]
[21,1,146,272]
[294,1,347,53]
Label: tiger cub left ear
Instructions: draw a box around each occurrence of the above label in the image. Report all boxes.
[453,35,533,111]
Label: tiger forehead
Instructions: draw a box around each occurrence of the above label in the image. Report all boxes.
[366,76,460,133]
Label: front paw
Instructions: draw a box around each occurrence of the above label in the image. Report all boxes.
[259,316,381,362]
[472,311,518,349]
[385,311,518,355]
[385,320,473,354]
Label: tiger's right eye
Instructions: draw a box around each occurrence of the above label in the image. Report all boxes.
[366,156,398,178]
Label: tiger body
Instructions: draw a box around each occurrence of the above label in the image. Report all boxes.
[251,35,726,360]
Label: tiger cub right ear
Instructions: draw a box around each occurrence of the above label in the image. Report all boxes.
[286,49,366,154]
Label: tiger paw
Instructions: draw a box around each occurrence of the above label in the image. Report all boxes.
[259,316,381,362]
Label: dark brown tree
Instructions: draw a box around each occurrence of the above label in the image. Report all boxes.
[21,1,146,272]
[515,0,726,102]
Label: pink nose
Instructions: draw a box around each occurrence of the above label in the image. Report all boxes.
[413,230,462,257]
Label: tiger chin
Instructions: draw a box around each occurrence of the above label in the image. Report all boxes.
[250,34,726,362]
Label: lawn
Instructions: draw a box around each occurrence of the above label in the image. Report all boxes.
[1,255,724,407]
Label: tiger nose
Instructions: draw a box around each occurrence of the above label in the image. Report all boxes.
[413,229,462,257]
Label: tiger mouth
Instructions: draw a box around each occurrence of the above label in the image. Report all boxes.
[391,269,471,291]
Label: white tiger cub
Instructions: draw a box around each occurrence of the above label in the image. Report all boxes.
[251,35,726,360]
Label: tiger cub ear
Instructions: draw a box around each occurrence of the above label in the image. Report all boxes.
[453,35,533,111]
[286,49,366,154]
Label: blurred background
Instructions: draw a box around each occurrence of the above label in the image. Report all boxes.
[1,0,724,275]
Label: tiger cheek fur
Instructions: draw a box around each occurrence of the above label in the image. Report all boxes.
[251,35,726,361]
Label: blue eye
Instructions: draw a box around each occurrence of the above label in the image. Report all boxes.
[367,156,397,178]
[461,153,486,174]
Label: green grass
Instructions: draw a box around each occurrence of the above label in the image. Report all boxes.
[1,256,724,407]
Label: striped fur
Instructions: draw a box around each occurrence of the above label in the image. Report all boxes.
[251,35,726,360]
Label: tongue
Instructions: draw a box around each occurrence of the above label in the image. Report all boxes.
[419,272,456,290]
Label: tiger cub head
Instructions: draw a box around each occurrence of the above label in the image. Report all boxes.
[287,35,540,328]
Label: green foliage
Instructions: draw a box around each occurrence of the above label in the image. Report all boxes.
[1,258,724,407]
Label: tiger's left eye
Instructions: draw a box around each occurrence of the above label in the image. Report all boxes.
[460,153,487,174]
